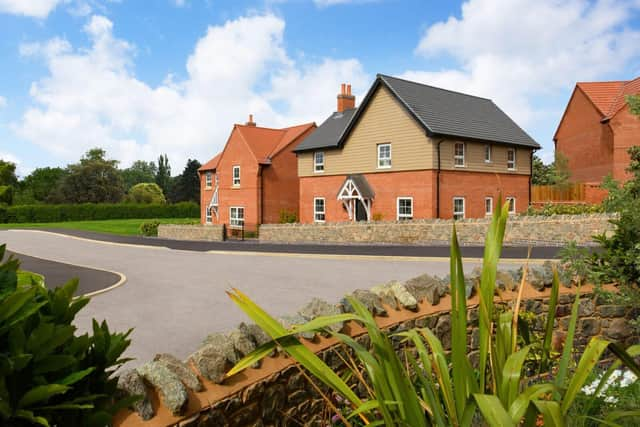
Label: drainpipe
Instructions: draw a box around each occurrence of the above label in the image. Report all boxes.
[258,166,264,227]
[436,139,444,218]
[529,150,534,207]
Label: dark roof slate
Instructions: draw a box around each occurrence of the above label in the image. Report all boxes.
[293,108,356,152]
[293,74,539,153]
[337,174,375,199]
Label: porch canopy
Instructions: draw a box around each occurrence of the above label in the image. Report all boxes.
[337,174,375,221]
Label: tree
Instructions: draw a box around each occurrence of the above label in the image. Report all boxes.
[626,94,640,116]
[168,159,201,203]
[19,167,68,203]
[532,155,554,185]
[155,154,171,196]
[121,160,157,190]
[124,182,166,204]
[54,148,125,203]
[0,159,17,187]
[551,151,571,187]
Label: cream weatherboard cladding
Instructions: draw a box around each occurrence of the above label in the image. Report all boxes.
[438,140,531,175]
[298,85,435,177]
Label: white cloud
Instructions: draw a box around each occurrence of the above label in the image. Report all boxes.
[0,152,30,177]
[408,0,640,149]
[314,0,377,6]
[13,13,368,172]
[171,0,186,7]
[0,0,65,18]
[0,96,6,109]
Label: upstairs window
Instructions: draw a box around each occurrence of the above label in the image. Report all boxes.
[314,151,325,173]
[453,197,465,220]
[377,143,392,168]
[484,144,492,163]
[205,207,212,223]
[397,197,413,221]
[205,172,212,188]
[232,166,241,186]
[485,197,493,216]
[454,143,465,167]
[507,148,516,170]
[314,198,325,223]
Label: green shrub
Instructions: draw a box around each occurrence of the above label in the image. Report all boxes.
[0,185,13,205]
[525,203,604,216]
[139,220,160,236]
[124,183,166,204]
[0,202,199,223]
[278,209,298,224]
[0,245,135,426]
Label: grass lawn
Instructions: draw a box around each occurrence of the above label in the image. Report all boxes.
[0,218,198,236]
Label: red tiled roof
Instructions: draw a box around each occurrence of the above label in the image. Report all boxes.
[235,122,315,163]
[577,77,640,118]
[198,152,221,172]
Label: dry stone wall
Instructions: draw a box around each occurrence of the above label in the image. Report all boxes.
[259,214,616,246]
[114,263,637,427]
[157,224,225,242]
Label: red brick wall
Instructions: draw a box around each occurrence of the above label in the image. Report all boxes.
[610,107,640,183]
[555,88,614,183]
[215,129,260,232]
[262,127,315,224]
[438,170,530,218]
[299,169,530,223]
[299,170,437,223]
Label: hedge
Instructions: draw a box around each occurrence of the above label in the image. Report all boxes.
[0,202,199,223]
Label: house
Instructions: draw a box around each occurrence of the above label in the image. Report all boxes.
[199,115,316,233]
[554,76,640,184]
[293,75,539,223]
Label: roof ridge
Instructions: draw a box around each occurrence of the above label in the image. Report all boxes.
[577,80,628,85]
[269,123,315,158]
[377,73,492,102]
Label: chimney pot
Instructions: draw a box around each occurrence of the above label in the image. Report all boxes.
[341,83,346,94]
[246,114,256,126]
[347,84,351,95]
[337,83,356,113]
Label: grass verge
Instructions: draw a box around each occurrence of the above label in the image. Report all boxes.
[0,218,198,236]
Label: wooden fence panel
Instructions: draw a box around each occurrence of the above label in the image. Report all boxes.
[532,183,586,202]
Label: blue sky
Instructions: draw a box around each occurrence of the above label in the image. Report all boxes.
[0,0,639,177]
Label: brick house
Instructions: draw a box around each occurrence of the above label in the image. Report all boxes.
[293,75,539,223]
[199,115,315,232]
[554,76,640,184]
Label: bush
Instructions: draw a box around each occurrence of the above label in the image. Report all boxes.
[139,220,160,236]
[0,202,199,223]
[525,203,604,216]
[0,185,13,205]
[124,183,166,204]
[279,209,298,224]
[0,245,135,426]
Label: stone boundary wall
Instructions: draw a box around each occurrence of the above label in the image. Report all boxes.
[157,224,225,242]
[114,272,636,427]
[259,214,616,246]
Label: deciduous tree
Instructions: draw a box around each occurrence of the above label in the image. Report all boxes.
[168,159,201,203]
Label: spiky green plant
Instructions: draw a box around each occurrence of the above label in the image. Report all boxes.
[228,199,640,426]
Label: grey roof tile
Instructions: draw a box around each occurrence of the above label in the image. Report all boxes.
[293,108,356,152]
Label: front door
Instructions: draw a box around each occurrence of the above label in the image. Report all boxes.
[355,199,368,222]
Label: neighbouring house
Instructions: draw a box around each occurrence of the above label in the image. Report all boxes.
[555,76,640,184]
[293,75,540,223]
[199,115,316,234]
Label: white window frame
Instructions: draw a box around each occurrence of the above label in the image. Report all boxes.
[229,206,244,228]
[484,144,492,163]
[506,197,516,215]
[507,148,516,170]
[314,151,325,173]
[377,143,392,169]
[484,197,493,217]
[314,197,326,223]
[453,197,465,220]
[454,143,465,167]
[396,197,413,221]
[205,171,212,188]
[205,206,213,223]
[232,166,241,186]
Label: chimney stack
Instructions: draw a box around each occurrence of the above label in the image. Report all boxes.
[246,114,256,126]
[337,83,355,112]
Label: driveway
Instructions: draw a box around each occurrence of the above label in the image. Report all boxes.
[0,229,539,367]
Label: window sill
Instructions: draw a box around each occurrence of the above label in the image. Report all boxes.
[205,186,212,190]
[377,165,392,170]
[507,168,516,172]
[314,170,325,174]
[454,164,466,168]
[231,185,241,188]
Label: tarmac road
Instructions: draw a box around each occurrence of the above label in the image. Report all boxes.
[0,229,550,366]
